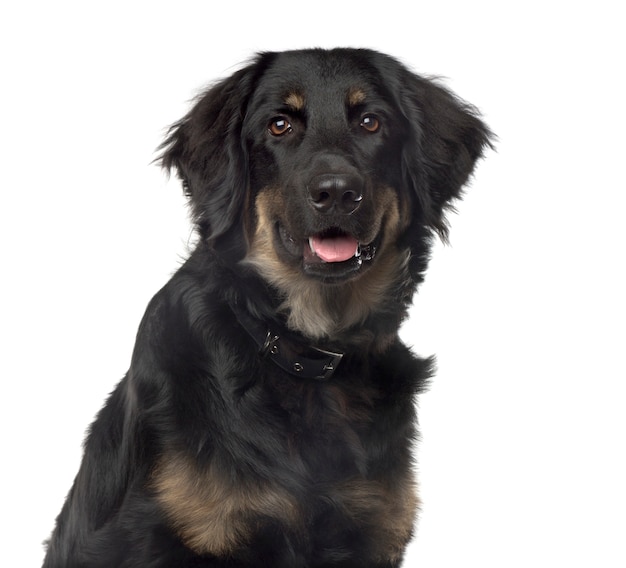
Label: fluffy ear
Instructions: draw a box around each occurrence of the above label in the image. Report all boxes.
[400,73,494,240]
[159,58,267,246]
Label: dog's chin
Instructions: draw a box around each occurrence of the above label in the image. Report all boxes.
[275,223,379,284]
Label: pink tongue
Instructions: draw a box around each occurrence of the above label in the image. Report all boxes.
[310,234,359,263]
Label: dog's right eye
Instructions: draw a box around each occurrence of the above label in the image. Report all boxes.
[268,118,293,136]
[360,114,381,133]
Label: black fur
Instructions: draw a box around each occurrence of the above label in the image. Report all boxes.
[44,48,492,567]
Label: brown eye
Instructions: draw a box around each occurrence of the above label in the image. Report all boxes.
[360,114,380,133]
[269,117,293,136]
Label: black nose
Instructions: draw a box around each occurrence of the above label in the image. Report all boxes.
[308,174,364,214]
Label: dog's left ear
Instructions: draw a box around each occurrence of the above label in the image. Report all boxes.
[400,73,494,240]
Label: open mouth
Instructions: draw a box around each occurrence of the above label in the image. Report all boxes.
[277,224,377,280]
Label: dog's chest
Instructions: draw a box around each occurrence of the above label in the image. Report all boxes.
[276,378,379,470]
[153,375,417,561]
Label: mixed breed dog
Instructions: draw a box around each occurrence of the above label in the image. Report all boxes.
[44,48,492,567]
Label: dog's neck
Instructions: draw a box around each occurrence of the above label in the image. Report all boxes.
[230,300,345,380]
[245,246,413,349]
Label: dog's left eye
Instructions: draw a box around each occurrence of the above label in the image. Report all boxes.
[268,117,293,136]
[360,114,381,133]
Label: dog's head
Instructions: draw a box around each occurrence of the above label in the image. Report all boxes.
[160,49,492,338]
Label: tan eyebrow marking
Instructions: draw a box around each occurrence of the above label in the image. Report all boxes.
[347,87,367,106]
[284,92,306,111]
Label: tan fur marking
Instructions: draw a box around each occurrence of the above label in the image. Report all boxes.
[152,452,300,555]
[284,92,305,112]
[246,186,408,342]
[347,87,367,106]
[334,474,418,562]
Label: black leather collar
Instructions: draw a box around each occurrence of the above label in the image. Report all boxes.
[231,302,344,381]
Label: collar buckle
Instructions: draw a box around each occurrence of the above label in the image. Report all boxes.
[259,331,344,381]
[311,347,344,380]
[231,302,345,381]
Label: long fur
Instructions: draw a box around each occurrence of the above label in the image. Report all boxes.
[44,48,492,567]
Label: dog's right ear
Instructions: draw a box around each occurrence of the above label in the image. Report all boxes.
[158,58,268,245]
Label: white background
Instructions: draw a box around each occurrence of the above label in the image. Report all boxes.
[2,1,625,566]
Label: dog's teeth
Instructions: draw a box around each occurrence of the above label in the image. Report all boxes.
[308,237,316,254]
[355,244,361,258]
